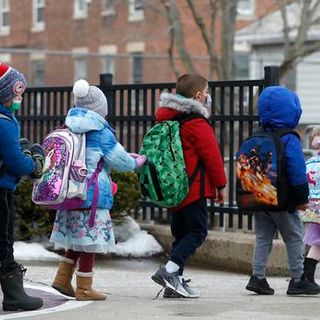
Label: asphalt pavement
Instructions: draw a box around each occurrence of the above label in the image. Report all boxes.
[0,258,319,320]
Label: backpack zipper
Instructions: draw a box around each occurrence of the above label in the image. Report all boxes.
[165,122,176,161]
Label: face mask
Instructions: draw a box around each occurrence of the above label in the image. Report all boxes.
[11,99,22,112]
[204,94,212,109]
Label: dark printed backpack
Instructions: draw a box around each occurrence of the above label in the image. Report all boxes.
[236,127,299,211]
[137,114,205,208]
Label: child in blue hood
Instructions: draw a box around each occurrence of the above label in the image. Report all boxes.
[50,79,146,301]
[245,86,320,296]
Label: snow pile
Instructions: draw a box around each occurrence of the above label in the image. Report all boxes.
[14,216,163,261]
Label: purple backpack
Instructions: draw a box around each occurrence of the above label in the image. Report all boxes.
[32,127,103,227]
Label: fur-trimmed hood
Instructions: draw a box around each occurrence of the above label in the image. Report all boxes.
[157,92,209,119]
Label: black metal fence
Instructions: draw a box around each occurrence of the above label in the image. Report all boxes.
[19,65,280,232]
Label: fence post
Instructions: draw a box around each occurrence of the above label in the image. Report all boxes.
[264,65,280,87]
[99,73,114,120]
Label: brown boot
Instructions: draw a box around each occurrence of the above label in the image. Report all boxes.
[75,271,106,301]
[52,257,76,297]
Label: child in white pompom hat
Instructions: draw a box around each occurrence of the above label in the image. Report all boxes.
[50,79,146,301]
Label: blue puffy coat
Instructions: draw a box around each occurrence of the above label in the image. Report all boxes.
[258,86,308,206]
[0,105,35,190]
[65,107,136,209]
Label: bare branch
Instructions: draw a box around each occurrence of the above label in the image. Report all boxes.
[277,0,291,54]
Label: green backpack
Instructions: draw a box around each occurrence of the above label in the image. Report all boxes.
[137,115,205,207]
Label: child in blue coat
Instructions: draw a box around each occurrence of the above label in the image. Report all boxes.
[245,86,320,296]
[50,79,146,300]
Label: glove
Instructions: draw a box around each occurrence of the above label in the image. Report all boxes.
[135,155,147,169]
[30,143,45,179]
[19,138,32,157]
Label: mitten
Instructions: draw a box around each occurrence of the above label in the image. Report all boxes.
[135,155,147,169]
[30,143,45,179]
[19,138,32,157]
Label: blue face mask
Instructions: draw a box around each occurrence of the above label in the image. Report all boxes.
[11,99,22,112]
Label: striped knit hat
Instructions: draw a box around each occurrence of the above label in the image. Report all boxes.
[73,79,108,118]
[0,62,26,104]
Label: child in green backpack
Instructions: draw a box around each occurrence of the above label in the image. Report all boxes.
[151,74,226,298]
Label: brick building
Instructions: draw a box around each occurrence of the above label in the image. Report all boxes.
[0,0,277,86]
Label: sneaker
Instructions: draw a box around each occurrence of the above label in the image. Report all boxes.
[163,278,200,299]
[287,277,320,295]
[245,275,274,295]
[151,266,189,297]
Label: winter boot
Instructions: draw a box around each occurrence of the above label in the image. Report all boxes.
[287,275,320,295]
[52,257,76,297]
[75,271,106,301]
[0,265,43,311]
[303,257,319,284]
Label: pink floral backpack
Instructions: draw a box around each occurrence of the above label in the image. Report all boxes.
[32,127,103,227]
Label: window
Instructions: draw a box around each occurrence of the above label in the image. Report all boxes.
[74,58,87,81]
[131,53,143,84]
[0,0,9,35]
[102,0,115,15]
[32,0,45,31]
[237,0,254,16]
[128,0,144,22]
[234,53,249,80]
[31,60,45,86]
[74,0,88,19]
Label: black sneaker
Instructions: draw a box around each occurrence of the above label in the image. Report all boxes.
[287,277,320,295]
[151,266,189,297]
[245,275,274,295]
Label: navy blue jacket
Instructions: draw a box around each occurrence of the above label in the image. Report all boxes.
[258,86,308,206]
[0,105,35,190]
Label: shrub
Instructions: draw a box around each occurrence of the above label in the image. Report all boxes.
[13,171,141,240]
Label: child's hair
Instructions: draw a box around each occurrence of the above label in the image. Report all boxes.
[176,74,208,98]
[312,126,320,149]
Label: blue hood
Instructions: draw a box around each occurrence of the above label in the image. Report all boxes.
[258,86,302,129]
[65,107,112,133]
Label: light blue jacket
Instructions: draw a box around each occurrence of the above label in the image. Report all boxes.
[65,107,136,209]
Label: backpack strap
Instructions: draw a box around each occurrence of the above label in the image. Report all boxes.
[0,113,12,122]
[87,159,104,228]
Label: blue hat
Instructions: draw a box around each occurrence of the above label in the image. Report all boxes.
[0,62,26,104]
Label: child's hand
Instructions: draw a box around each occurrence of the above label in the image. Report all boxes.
[129,153,140,159]
[296,203,308,211]
[135,155,147,169]
[30,143,45,179]
[19,138,31,157]
[214,188,225,204]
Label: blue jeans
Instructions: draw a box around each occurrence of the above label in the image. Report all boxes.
[253,210,304,280]
[169,200,208,274]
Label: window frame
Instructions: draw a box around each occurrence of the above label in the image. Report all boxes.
[32,0,45,32]
[101,0,115,16]
[128,0,144,22]
[0,0,10,35]
[237,0,255,16]
[74,0,88,19]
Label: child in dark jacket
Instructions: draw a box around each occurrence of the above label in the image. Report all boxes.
[151,74,227,298]
[0,62,45,311]
[245,86,320,295]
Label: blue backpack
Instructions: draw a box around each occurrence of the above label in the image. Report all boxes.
[236,127,299,211]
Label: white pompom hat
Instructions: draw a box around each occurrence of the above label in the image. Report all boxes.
[72,79,108,118]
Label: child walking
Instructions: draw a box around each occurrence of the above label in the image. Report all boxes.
[50,79,146,300]
[302,127,320,285]
[245,86,320,295]
[151,74,227,298]
[0,62,44,311]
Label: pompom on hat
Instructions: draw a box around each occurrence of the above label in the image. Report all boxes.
[311,126,320,149]
[0,62,26,104]
[73,79,108,118]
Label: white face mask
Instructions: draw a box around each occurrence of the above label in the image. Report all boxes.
[204,94,212,109]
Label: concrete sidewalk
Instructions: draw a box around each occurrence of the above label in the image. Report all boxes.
[1,258,319,320]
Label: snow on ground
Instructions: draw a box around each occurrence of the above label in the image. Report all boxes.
[14,216,163,261]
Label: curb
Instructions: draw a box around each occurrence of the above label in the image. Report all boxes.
[141,224,289,276]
